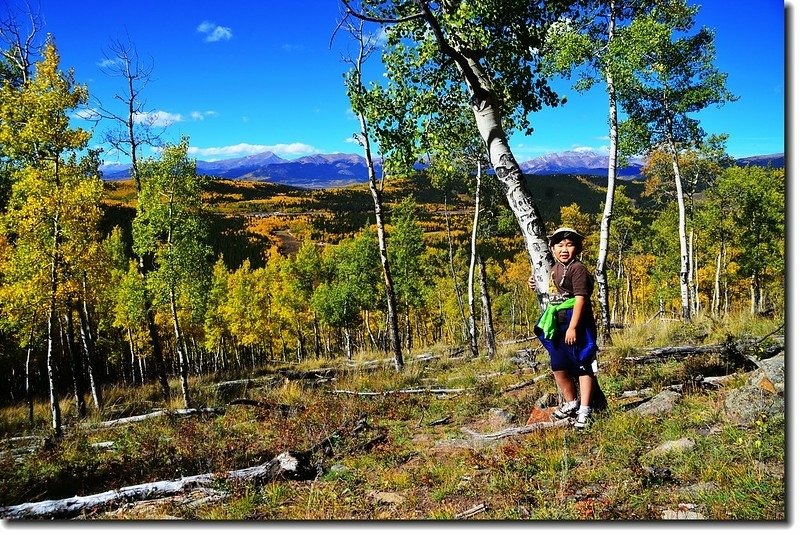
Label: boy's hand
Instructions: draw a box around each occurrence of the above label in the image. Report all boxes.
[527,275,536,290]
[565,326,577,345]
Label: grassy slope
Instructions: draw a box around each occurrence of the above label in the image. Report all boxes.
[0,314,784,520]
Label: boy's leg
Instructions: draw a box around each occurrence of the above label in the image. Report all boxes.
[578,374,594,407]
[574,374,595,428]
[553,370,578,401]
[552,370,579,419]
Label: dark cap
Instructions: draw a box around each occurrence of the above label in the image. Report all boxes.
[548,227,584,247]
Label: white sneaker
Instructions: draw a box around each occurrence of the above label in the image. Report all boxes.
[574,410,591,429]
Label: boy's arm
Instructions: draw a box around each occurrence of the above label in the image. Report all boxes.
[565,295,585,345]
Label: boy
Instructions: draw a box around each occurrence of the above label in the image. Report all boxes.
[529,227,600,429]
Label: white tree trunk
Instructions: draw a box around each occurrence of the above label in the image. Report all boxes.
[169,287,192,408]
[469,96,552,308]
[467,165,481,358]
[595,0,619,342]
[669,147,692,321]
[478,254,496,358]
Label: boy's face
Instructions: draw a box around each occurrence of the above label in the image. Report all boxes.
[552,238,579,264]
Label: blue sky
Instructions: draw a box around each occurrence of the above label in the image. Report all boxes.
[11,0,787,163]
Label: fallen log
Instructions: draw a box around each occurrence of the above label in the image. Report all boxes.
[0,450,313,520]
[80,408,225,430]
[455,503,486,519]
[625,344,726,364]
[502,373,549,393]
[460,419,571,441]
[2,416,369,520]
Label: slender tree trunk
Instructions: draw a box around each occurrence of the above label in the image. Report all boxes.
[688,227,697,314]
[444,193,469,339]
[77,280,102,409]
[596,9,619,341]
[140,257,170,402]
[478,254,496,359]
[350,31,403,371]
[668,141,692,321]
[25,319,36,425]
[169,287,191,408]
[467,166,481,358]
[127,328,139,385]
[344,327,353,360]
[712,241,723,317]
[46,216,62,437]
[61,310,87,418]
[312,313,322,359]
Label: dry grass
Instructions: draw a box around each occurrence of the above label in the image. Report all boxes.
[0,316,784,520]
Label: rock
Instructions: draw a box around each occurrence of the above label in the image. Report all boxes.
[647,438,696,458]
[661,506,706,520]
[723,353,785,425]
[368,491,405,505]
[535,392,559,409]
[632,390,681,417]
[684,482,717,497]
[489,408,517,423]
[328,463,349,474]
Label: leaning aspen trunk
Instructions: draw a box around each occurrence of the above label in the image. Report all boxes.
[169,287,192,408]
[669,143,692,321]
[468,121,550,310]
[467,166,481,358]
[596,18,619,341]
[421,7,553,310]
[469,96,553,310]
[478,254,496,359]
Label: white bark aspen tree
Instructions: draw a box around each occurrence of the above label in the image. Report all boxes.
[467,163,481,358]
[46,210,63,437]
[595,0,619,341]
[24,318,36,424]
[478,254,496,359]
[444,195,470,339]
[343,1,556,310]
[668,140,692,321]
[346,22,404,371]
[78,273,103,409]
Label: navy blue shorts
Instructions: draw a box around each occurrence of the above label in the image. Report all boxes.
[534,308,598,376]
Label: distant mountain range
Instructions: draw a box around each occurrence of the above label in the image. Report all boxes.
[99,150,785,188]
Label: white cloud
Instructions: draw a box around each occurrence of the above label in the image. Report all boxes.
[96,58,122,69]
[197,21,233,42]
[188,142,321,160]
[133,110,183,127]
[190,110,218,121]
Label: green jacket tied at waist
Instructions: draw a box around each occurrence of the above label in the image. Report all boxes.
[536,297,576,340]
